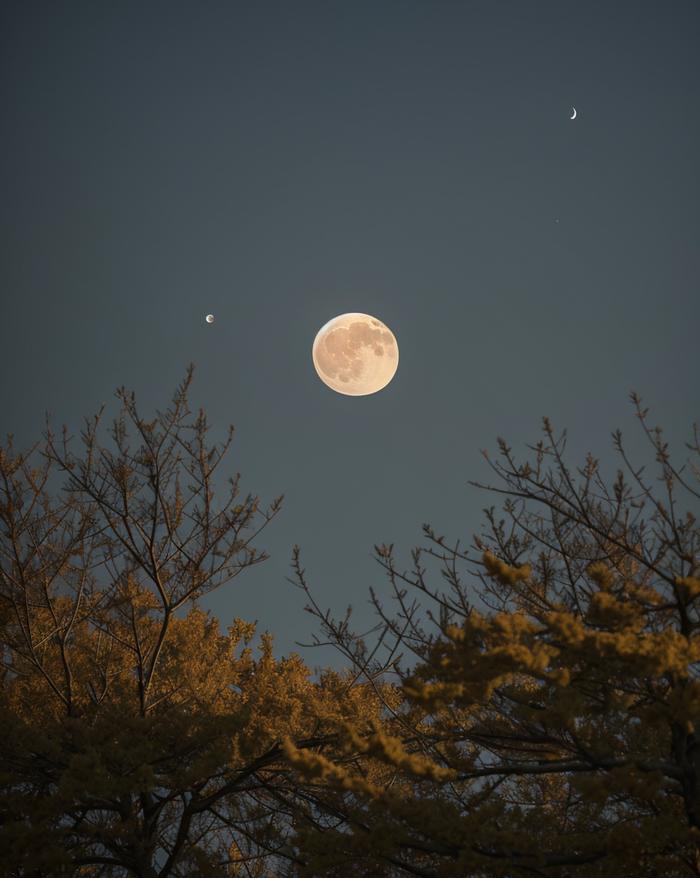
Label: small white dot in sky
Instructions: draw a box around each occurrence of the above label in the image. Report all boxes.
[205,314,215,324]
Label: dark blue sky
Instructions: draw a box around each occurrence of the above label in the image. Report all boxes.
[2,1,698,666]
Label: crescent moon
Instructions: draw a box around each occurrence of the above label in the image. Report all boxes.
[570,106,577,120]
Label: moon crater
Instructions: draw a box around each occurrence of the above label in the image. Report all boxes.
[312,313,399,396]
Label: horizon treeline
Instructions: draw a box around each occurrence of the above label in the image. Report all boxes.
[1,370,699,877]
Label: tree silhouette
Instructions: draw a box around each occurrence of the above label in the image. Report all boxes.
[287,398,700,876]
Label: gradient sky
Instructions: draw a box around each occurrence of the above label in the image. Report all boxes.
[2,1,698,667]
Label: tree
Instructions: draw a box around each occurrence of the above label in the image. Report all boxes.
[285,397,700,876]
[0,370,380,877]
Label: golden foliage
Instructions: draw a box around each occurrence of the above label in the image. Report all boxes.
[483,551,532,586]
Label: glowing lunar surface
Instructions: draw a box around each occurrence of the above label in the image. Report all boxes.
[312,312,399,396]
[205,314,215,324]
[570,106,577,120]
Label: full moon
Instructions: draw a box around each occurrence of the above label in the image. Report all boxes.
[205,314,215,324]
[312,312,399,396]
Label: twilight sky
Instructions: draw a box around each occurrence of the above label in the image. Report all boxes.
[2,1,698,666]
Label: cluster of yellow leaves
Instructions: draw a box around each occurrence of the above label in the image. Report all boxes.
[283,739,380,797]
[483,551,532,586]
[345,720,457,782]
[587,560,617,590]
[285,717,456,795]
[676,575,700,599]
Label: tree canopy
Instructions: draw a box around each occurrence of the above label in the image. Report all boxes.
[0,372,386,876]
[2,377,698,876]
[285,400,700,876]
